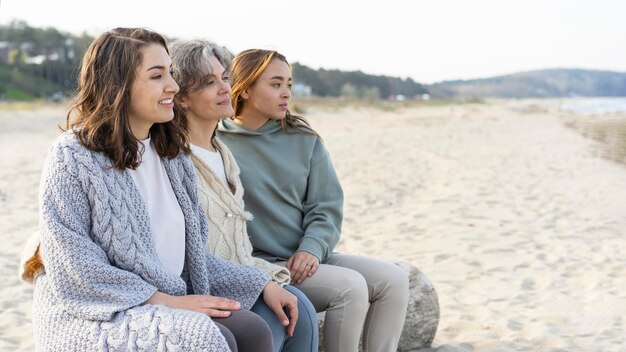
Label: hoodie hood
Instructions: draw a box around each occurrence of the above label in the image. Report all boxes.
[217,118,283,136]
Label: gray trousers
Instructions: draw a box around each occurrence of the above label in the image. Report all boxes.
[214,309,274,352]
[280,254,409,352]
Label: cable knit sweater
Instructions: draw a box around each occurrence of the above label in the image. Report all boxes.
[191,138,291,286]
[30,132,270,351]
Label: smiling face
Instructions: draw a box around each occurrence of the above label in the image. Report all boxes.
[240,58,292,122]
[128,43,179,139]
[181,55,233,125]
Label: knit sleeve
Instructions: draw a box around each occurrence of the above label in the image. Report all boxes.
[251,257,291,286]
[205,248,271,310]
[39,143,157,321]
[299,138,344,261]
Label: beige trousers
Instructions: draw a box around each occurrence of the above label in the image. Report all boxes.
[280,254,409,352]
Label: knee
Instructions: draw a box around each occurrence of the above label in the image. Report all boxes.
[297,298,318,333]
[281,286,319,350]
[338,271,369,309]
[218,310,274,351]
[242,311,274,344]
[384,264,410,301]
[285,286,317,327]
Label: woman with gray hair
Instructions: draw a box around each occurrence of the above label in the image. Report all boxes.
[169,38,318,352]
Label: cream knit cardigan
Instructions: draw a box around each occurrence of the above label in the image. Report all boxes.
[191,137,291,286]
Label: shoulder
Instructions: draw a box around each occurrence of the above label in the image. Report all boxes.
[275,122,320,145]
[213,137,244,186]
[50,131,85,153]
[39,133,111,203]
[173,149,195,171]
[165,149,197,184]
[45,131,101,173]
[310,136,330,164]
[216,118,235,133]
[213,137,235,160]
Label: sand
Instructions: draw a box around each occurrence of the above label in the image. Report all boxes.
[1,99,625,351]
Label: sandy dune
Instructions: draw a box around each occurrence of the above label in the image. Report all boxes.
[1,99,625,351]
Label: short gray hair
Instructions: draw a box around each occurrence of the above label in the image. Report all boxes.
[170,39,233,98]
[170,39,233,132]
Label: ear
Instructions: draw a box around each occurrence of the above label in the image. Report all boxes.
[179,95,190,110]
[240,88,249,100]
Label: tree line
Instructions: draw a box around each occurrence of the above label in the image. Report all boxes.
[291,63,428,99]
[0,20,95,100]
[0,20,428,101]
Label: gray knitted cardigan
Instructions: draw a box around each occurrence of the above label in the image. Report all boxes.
[33,132,270,351]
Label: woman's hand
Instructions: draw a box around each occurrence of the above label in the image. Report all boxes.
[262,282,299,336]
[145,291,241,318]
[287,251,320,284]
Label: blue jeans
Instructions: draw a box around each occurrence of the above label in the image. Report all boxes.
[251,285,319,352]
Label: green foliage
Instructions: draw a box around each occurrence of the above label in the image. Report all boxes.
[4,86,34,101]
[1,20,432,102]
[0,63,66,99]
[0,20,92,101]
[291,62,428,98]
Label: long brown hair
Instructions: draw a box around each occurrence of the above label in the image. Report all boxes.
[65,27,188,170]
[230,49,316,135]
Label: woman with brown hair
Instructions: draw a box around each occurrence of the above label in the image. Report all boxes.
[19,28,288,351]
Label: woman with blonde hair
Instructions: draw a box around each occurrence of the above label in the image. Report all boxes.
[217,48,410,352]
[169,38,318,352]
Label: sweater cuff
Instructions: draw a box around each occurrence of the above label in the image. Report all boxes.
[297,237,327,262]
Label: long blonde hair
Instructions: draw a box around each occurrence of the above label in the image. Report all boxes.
[230,49,316,135]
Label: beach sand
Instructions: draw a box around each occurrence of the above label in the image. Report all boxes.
[1,99,625,351]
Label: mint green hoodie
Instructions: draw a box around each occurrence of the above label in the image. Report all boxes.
[217,118,343,262]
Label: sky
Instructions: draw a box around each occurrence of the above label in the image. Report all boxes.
[1,0,625,84]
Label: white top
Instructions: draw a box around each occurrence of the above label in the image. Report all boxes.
[191,143,228,185]
[129,138,186,275]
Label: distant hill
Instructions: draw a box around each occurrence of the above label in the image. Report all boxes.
[427,69,626,99]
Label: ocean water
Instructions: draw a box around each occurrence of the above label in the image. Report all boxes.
[560,97,626,115]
